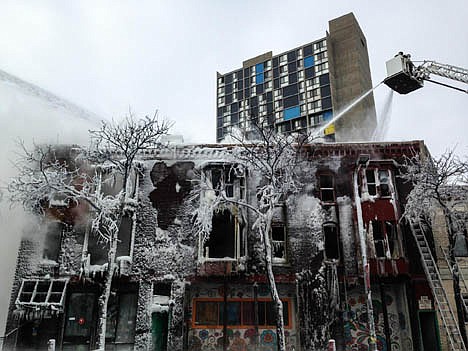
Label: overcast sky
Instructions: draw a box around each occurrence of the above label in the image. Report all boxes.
[0,0,467,334]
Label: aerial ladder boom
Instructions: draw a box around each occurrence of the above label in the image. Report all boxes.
[383,52,468,94]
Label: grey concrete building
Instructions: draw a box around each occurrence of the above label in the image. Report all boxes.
[216,13,377,143]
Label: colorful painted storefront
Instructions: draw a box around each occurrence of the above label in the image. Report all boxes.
[188,283,298,351]
[344,284,413,351]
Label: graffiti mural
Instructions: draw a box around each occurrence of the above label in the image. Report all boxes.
[344,284,413,351]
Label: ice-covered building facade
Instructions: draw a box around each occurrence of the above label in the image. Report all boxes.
[3,140,443,351]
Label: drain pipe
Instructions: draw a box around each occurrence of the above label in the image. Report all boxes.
[353,156,378,351]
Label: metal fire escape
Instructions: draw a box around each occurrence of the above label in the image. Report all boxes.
[410,221,467,351]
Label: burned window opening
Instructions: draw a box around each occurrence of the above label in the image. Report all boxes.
[203,210,240,260]
[370,220,400,259]
[149,161,195,229]
[154,282,172,297]
[87,231,108,265]
[324,223,340,260]
[43,221,63,262]
[272,225,287,263]
[319,174,335,204]
[366,170,377,196]
[372,221,386,258]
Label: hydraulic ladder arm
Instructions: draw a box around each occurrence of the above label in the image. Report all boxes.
[384,52,468,94]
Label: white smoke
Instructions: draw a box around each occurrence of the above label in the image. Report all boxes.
[372,89,394,141]
[0,69,100,335]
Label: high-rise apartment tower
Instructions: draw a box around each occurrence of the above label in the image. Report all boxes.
[216,13,377,142]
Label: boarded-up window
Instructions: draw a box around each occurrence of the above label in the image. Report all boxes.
[117,215,133,257]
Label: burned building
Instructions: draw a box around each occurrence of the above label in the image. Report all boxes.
[2,140,454,350]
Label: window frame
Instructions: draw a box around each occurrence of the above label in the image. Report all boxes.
[318,173,336,204]
[203,164,246,200]
[363,168,393,198]
[16,278,69,309]
[271,223,288,264]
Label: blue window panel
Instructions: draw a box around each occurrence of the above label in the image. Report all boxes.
[304,56,315,68]
[323,111,333,121]
[283,106,300,121]
[255,63,264,73]
[256,73,264,84]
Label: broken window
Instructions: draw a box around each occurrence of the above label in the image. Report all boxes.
[16,279,68,308]
[364,169,393,197]
[203,210,241,260]
[272,225,287,263]
[372,221,387,258]
[324,223,340,260]
[154,282,172,297]
[378,170,391,197]
[87,231,108,265]
[193,299,290,327]
[370,220,401,259]
[319,174,335,203]
[101,171,124,197]
[366,170,377,196]
[205,164,246,199]
[385,221,401,258]
[43,221,63,262]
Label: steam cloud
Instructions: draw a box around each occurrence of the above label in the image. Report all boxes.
[0,70,100,335]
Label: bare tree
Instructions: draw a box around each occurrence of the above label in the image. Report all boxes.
[193,124,312,351]
[8,112,171,350]
[402,149,468,344]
